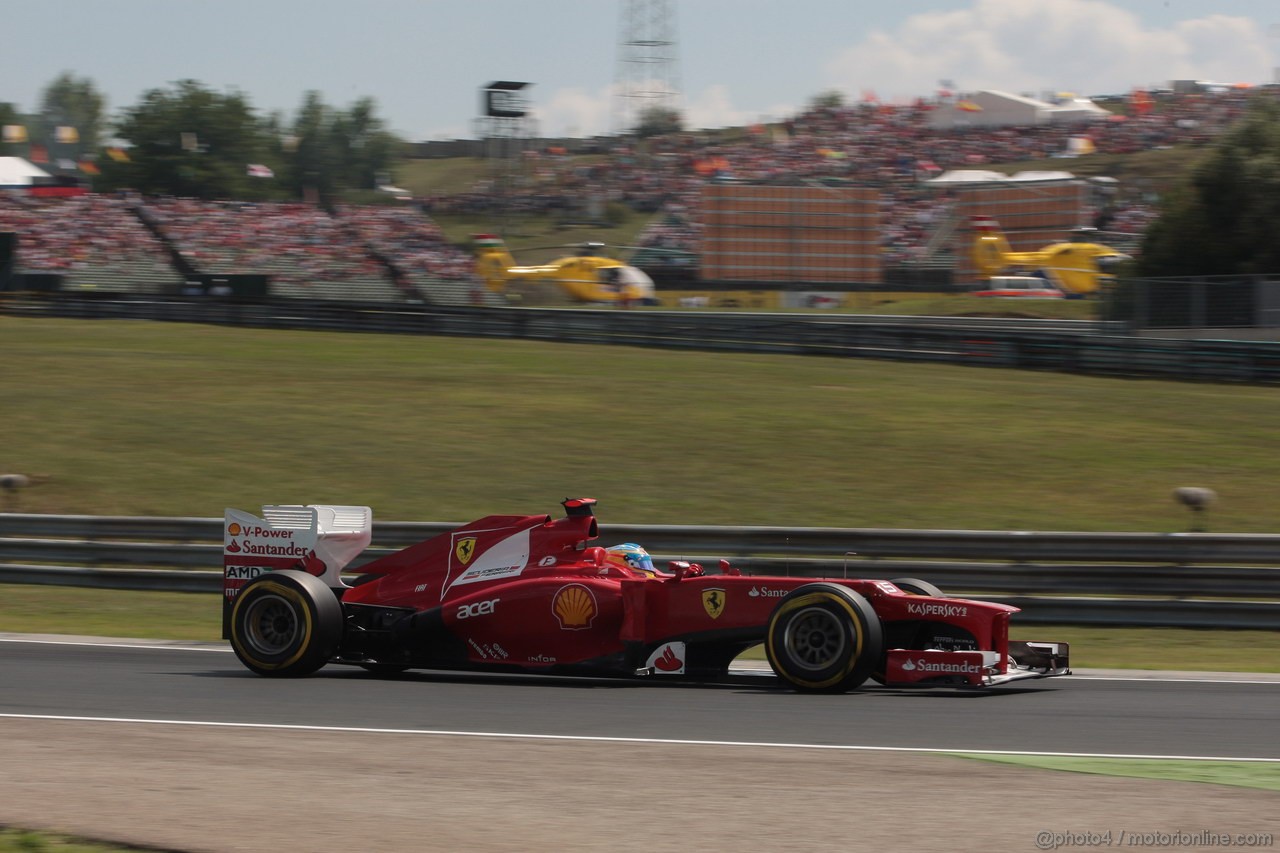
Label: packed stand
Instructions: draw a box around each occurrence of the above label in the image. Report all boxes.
[334,204,492,305]
[0,191,183,292]
[139,198,400,301]
[0,87,1265,300]
[445,87,1266,267]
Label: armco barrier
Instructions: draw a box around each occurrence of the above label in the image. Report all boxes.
[7,296,1280,383]
[2,513,1279,629]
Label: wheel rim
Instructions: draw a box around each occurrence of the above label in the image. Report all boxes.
[783,606,848,671]
[241,594,300,656]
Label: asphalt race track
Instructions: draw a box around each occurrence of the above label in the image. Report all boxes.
[3,637,1278,760]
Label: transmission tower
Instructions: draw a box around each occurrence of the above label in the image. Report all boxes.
[612,0,682,136]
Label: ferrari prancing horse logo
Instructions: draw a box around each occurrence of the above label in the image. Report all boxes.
[455,537,477,565]
[702,588,725,619]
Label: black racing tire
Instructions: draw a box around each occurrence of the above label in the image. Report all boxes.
[889,577,945,598]
[230,570,343,677]
[765,583,884,693]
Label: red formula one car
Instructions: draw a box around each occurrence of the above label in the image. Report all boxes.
[222,499,1069,692]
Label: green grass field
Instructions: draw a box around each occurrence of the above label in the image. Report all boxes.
[0,830,149,853]
[3,317,1279,529]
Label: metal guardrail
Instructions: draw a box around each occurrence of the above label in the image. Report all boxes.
[2,513,1279,629]
[7,295,1280,383]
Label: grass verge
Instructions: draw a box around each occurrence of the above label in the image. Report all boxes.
[5,318,1280,532]
[0,828,155,853]
[955,755,1280,792]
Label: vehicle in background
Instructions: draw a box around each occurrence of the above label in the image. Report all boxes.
[971,216,1129,297]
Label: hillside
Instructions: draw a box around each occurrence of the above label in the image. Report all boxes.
[385,143,1205,256]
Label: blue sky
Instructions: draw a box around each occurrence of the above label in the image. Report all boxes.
[3,0,1277,141]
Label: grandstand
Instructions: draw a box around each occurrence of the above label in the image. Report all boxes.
[0,85,1266,302]
[0,193,184,294]
[140,199,405,302]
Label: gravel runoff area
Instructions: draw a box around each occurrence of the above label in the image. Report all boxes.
[1,717,1277,853]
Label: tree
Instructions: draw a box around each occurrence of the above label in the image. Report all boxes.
[334,96,398,191]
[105,80,275,199]
[1138,98,1280,276]
[0,102,21,157]
[809,90,845,111]
[39,72,106,151]
[633,105,683,138]
[285,91,338,203]
[280,92,398,203]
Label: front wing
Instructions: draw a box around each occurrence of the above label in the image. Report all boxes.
[881,641,1071,688]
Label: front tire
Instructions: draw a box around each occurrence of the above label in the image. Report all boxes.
[765,583,883,693]
[230,570,343,677]
[889,577,944,597]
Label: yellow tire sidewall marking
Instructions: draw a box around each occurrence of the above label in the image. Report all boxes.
[766,591,865,689]
[231,579,315,671]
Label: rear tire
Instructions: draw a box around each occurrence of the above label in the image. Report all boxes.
[765,583,883,693]
[230,570,342,677]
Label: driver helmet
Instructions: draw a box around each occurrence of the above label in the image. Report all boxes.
[604,543,662,577]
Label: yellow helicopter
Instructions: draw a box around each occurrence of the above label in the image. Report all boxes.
[970,216,1130,297]
[473,234,659,306]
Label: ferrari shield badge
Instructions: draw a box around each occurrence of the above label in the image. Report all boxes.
[701,588,726,619]
[455,537,477,565]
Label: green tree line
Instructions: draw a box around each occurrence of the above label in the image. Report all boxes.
[1,72,400,203]
[1138,98,1280,277]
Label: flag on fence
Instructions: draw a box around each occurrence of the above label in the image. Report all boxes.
[246,163,274,178]
[55,126,80,144]
[2,125,27,143]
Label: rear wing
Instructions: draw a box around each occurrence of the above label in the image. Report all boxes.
[222,504,372,638]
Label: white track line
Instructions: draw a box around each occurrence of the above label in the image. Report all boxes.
[2,713,1279,763]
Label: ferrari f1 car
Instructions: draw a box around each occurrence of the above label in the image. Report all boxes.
[222,498,1070,692]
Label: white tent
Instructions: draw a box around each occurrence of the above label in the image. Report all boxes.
[1009,171,1077,182]
[1048,98,1111,124]
[924,169,1010,185]
[927,91,1048,129]
[928,90,1109,129]
[0,156,53,187]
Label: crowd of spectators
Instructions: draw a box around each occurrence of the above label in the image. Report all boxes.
[1,86,1269,297]
[140,199,392,290]
[334,204,475,281]
[0,191,176,280]
[536,87,1261,263]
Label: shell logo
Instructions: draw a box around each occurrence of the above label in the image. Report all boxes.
[552,583,597,630]
[227,522,242,536]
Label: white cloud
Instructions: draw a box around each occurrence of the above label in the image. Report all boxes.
[538,86,617,138]
[825,0,1273,100]
[681,84,798,130]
